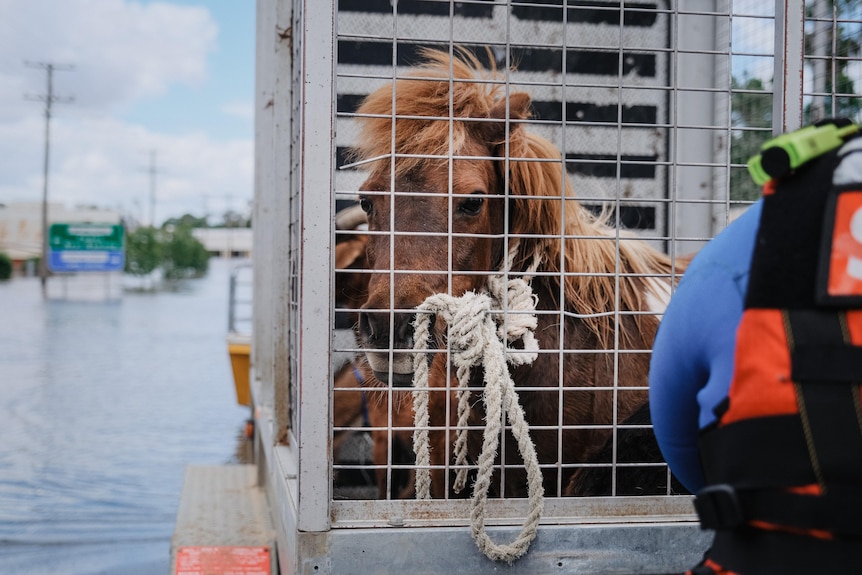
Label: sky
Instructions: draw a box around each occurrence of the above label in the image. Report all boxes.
[0,0,255,227]
[2,1,858,230]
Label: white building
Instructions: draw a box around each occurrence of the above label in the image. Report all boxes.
[192,227,253,259]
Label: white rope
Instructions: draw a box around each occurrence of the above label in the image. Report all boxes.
[411,242,545,563]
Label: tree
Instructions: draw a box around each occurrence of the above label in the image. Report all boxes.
[804,0,862,122]
[160,225,210,279]
[162,213,208,230]
[0,252,11,280]
[730,76,773,202]
[220,209,250,229]
[124,226,162,276]
[730,2,860,201]
[124,224,209,279]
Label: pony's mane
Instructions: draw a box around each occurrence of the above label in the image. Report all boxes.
[507,132,677,344]
[351,49,680,345]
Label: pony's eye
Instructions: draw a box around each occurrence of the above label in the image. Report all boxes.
[359,197,373,215]
[458,195,484,216]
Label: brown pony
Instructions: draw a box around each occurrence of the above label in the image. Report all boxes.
[333,211,415,499]
[349,49,682,497]
[332,360,416,499]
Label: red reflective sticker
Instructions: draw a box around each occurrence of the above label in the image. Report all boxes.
[828,191,862,297]
[175,546,271,575]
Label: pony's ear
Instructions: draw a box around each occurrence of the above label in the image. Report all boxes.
[489,92,531,121]
[479,92,532,144]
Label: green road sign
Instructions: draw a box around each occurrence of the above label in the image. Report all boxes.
[49,223,124,251]
[48,223,125,272]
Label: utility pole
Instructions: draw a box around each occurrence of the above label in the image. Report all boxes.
[25,61,74,297]
[142,149,160,227]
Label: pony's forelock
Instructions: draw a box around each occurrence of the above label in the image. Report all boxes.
[349,49,505,178]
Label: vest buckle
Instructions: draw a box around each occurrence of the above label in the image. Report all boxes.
[694,484,743,530]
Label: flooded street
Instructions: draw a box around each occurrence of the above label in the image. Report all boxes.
[0,259,251,574]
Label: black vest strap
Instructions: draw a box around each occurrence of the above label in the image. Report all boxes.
[786,310,862,496]
[791,344,862,382]
[699,416,816,488]
[787,309,862,383]
[745,148,842,310]
[688,563,717,575]
[709,525,861,575]
[695,483,862,536]
[740,489,862,535]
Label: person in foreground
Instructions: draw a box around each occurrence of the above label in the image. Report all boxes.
[649,119,862,574]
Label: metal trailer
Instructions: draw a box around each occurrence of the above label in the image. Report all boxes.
[249,1,862,573]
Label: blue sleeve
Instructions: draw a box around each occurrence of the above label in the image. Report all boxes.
[649,263,745,493]
[650,201,760,493]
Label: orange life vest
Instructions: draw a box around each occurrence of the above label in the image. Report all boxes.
[692,120,862,574]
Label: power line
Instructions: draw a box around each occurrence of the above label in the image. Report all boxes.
[24,61,74,296]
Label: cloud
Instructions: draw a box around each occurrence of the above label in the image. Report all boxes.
[221,101,253,120]
[0,0,217,120]
[0,1,252,224]
[730,8,776,83]
[0,114,252,223]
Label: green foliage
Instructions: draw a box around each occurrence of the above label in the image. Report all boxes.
[730,3,861,202]
[804,0,862,122]
[730,76,773,202]
[124,226,162,276]
[124,224,209,279]
[162,213,208,230]
[161,225,210,279]
[218,210,251,228]
[0,252,12,281]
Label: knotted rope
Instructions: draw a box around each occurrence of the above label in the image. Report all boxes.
[411,242,545,563]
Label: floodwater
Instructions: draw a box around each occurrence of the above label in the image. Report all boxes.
[0,259,251,575]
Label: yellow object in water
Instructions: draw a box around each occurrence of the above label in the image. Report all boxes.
[227,333,252,406]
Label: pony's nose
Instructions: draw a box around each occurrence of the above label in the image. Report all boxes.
[358,310,415,348]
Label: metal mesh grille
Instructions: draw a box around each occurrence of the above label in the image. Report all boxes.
[804,2,862,124]
[323,0,862,514]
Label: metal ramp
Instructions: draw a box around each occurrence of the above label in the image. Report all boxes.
[171,465,276,575]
